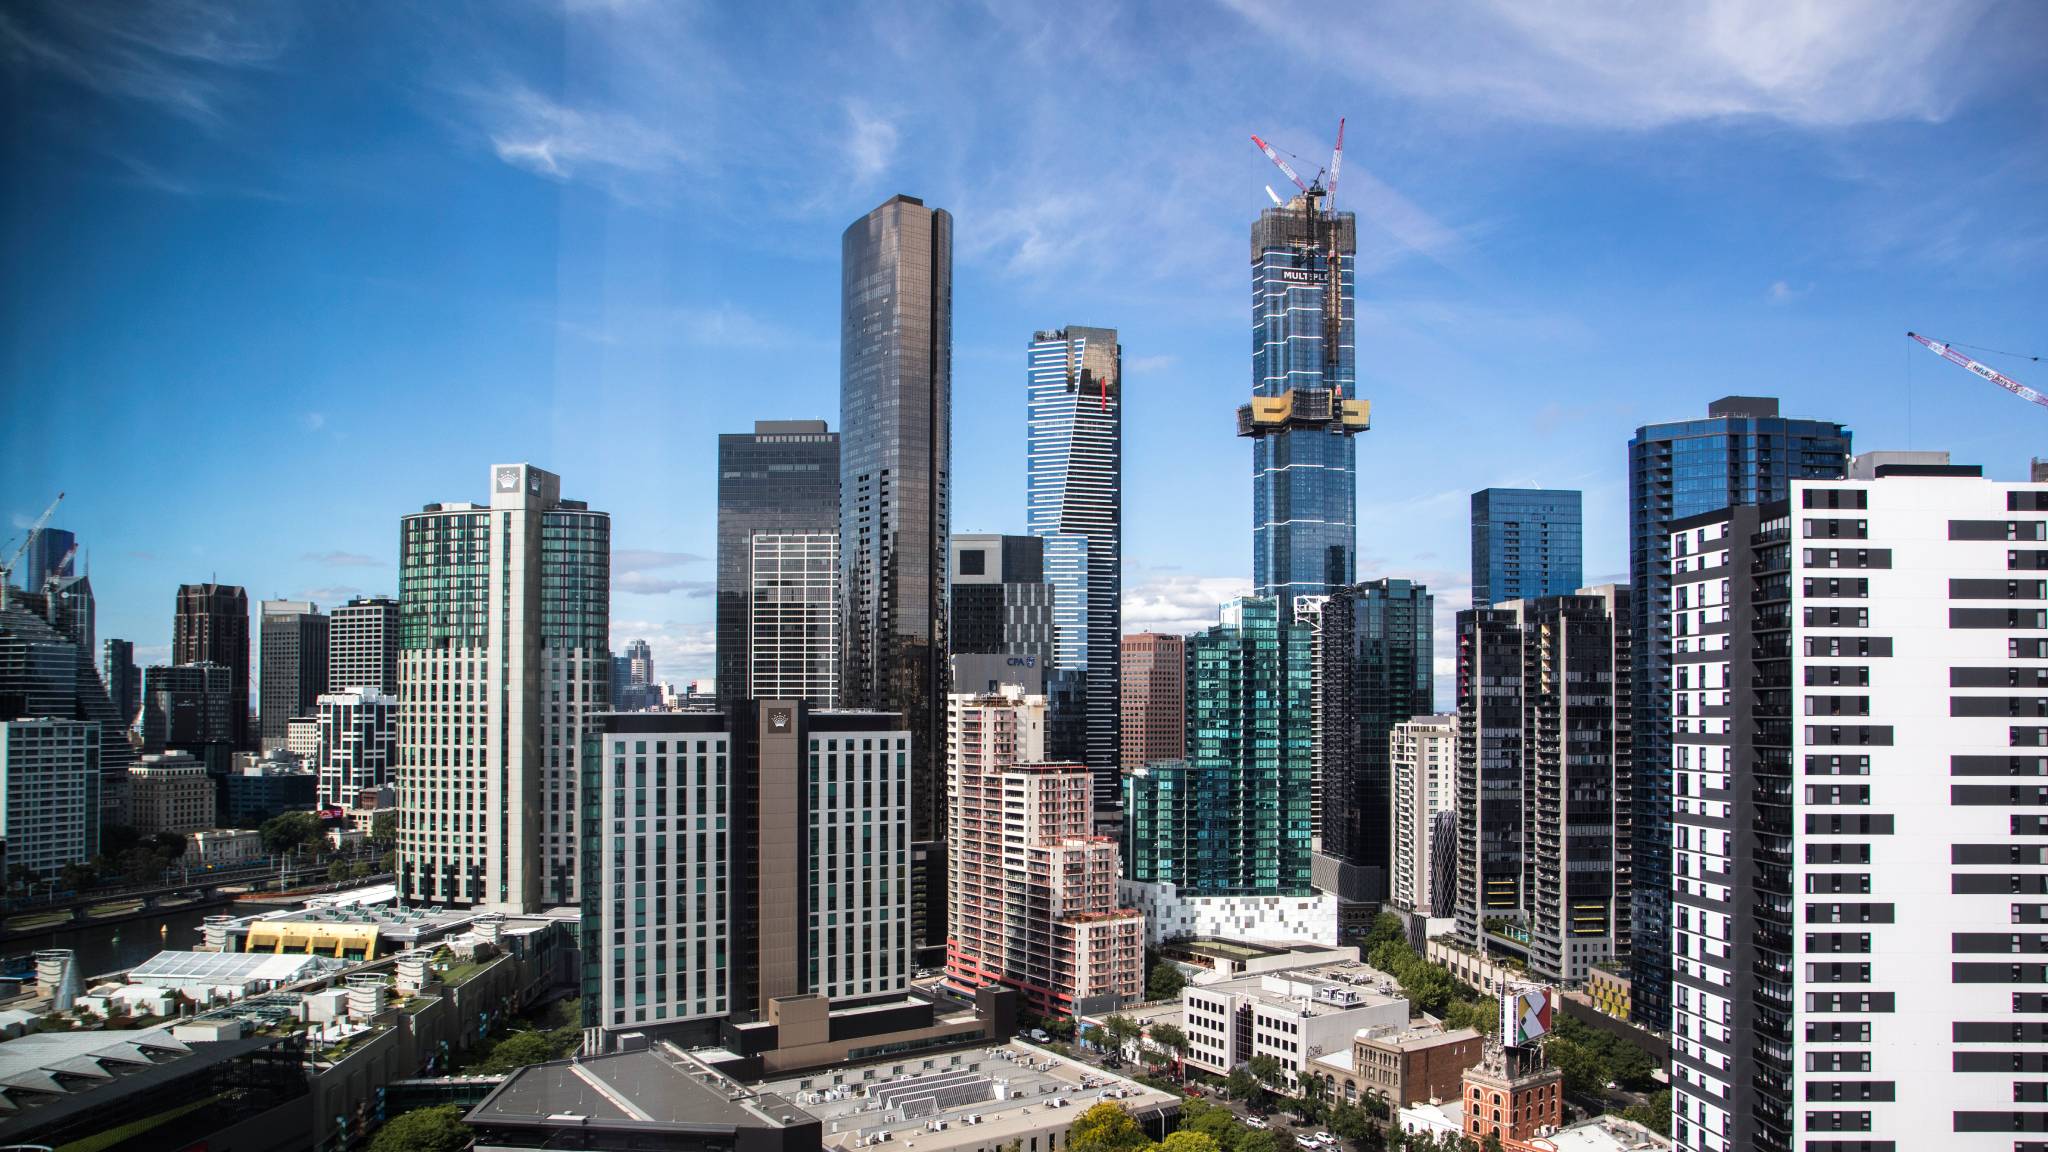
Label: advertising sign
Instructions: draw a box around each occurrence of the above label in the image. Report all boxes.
[1500,985,1553,1048]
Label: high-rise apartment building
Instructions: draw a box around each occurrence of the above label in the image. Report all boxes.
[1628,396,1850,1029]
[0,717,100,875]
[1120,632,1185,769]
[102,638,139,729]
[1389,713,1457,918]
[314,689,396,808]
[174,583,250,751]
[396,463,609,911]
[259,599,327,749]
[716,421,840,710]
[1027,326,1123,807]
[1454,587,1631,986]
[1240,193,1369,614]
[946,686,1143,1018]
[841,195,951,959]
[580,703,911,1051]
[1471,488,1583,607]
[749,533,838,705]
[328,595,399,696]
[1665,464,2048,1152]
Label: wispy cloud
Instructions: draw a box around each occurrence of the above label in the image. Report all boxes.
[302,550,383,568]
[1122,573,1254,636]
[1224,0,1995,130]
[615,548,712,597]
[475,82,691,182]
[845,101,898,183]
[1767,279,1812,304]
[617,572,713,597]
[1125,355,1178,377]
[0,1,290,125]
[301,585,364,605]
[613,548,706,570]
[611,618,714,681]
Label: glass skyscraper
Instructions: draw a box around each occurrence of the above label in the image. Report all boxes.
[840,194,951,958]
[1626,396,1849,1030]
[1027,326,1122,807]
[1240,197,1369,613]
[1470,488,1583,607]
[715,420,839,709]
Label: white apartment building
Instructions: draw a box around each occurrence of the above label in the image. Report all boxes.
[0,718,98,878]
[315,689,396,808]
[1180,966,1409,1090]
[749,531,839,705]
[1390,713,1457,917]
[329,595,399,697]
[1669,462,2048,1152]
[397,463,609,911]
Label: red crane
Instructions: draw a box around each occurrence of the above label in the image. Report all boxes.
[1908,332,2048,410]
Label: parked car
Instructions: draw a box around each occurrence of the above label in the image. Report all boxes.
[1295,1136,1319,1150]
[1314,1133,1336,1146]
[1243,1117,1269,1130]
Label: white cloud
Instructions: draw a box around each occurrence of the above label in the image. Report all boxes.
[1767,279,1812,303]
[301,585,364,605]
[302,550,382,568]
[611,618,714,681]
[478,83,690,182]
[616,572,712,597]
[613,548,705,570]
[1122,573,1254,636]
[1224,0,1994,129]
[0,1,291,124]
[300,411,326,431]
[845,101,898,183]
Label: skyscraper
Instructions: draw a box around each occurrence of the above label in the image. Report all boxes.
[17,527,75,591]
[140,662,236,760]
[1454,587,1631,987]
[258,599,328,749]
[716,420,839,709]
[1627,396,1850,1029]
[748,533,838,705]
[314,688,396,808]
[840,195,951,958]
[174,583,250,750]
[396,463,609,911]
[1027,327,1123,808]
[1119,633,1185,769]
[1240,192,1369,613]
[1389,713,1457,918]
[102,638,139,729]
[1470,488,1583,607]
[329,595,399,695]
[2,570,131,822]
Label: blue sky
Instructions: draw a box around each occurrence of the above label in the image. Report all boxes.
[3,1,2045,696]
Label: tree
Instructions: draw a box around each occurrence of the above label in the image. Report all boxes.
[1237,1130,1280,1152]
[1328,1102,1374,1147]
[1158,1132,1221,1152]
[329,860,351,883]
[1148,959,1186,1001]
[1543,1036,1606,1098]
[372,811,397,845]
[481,1030,560,1074]
[1182,1105,1241,1152]
[1365,912,1406,953]
[368,1105,470,1152]
[1622,1089,1672,1137]
[1103,1013,1140,1056]
[260,811,324,855]
[1226,1065,1260,1105]
[1245,1054,1286,1110]
[1481,1132,1503,1152]
[1069,1102,1149,1152]
[1150,1023,1190,1081]
[1081,1024,1106,1051]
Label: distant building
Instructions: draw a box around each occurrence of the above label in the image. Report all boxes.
[101,638,139,730]
[173,583,250,750]
[0,717,99,877]
[1182,967,1408,1091]
[1470,487,1582,607]
[140,662,236,772]
[609,639,655,712]
[328,595,398,696]
[314,689,395,808]
[1462,1048,1564,1148]
[186,827,264,868]
[285,716,319,763]
[0,577,134,825]
[128,751,216,835]
[1311,1022,1484,1108]
[1389,714,1457,918]
[715,420,840,710]
[16,527,75,591]
[749,533,839,705]
[258,599,327,750]
[222,751,316,828]
[1119,632,1184,769]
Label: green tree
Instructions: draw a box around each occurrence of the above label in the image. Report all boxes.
[1103,1013,1140,1056]
[1543,1036,1606,1098]
[260,811,324,854]
[1328,1101,1374,1147]
[1150,1023,1190,1080]
[1182,1105,1241,1152]
[1246,1053,1286,1109]
[1236,1130,1279,1152]
[1365,912,1406,953]
[481,1030,560,1074]
[329,859,351,883]
[1481,1132,1503,1152]
[1622,1089,1673,1137]
[1069,1102,1150,1152]
[1081,1023,1106,1051]
[1158,1131,1221,1152]
[368,1105,470,1152]
[1226,1065,1260,1105]
[1148,959,1187,1001]
[372,810,397,845]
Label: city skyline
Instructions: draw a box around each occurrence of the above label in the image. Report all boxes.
[6,3,2043,705]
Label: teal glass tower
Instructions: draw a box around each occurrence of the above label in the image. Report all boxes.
[1124,596,1312,895]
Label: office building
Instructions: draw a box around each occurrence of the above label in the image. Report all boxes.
[1471,488,1583,607]
[609,639,655,713]
[1027,326,1123,806]
[1311,1022,1485,1109]
[945,686,1144,1018]
[749,533,839,705]
[139,662,236,771]
[1119,632,1184,769]
[173,583,250,750]
[258,599,327,749]
[314,689,395,808]
[1627,396,1850,1028]
[1299,580,1434,904]
[0,582,133,823]
[128,751,215,835]
[841,195,952,960]
[1664,464,2048,1152]
[948,534,1053,659]
[222,750,316,827]
[1389,714,1457,919]
[580,704,911,1052]
[15,527,75,591]
[101,638,139,729]
[1240,190,1370,613]
[1180,966,1409,1091]
[328,595,399,696]
[1453,587,1630,986]
[0,718,99,877]
[1122,597,1334,944]
[716,420,840,709]
[397,463,609,911]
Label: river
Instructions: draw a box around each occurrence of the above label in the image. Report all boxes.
[2,899,299,982]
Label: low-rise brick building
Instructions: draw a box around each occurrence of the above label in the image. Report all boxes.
[1311,1023,1483,1107]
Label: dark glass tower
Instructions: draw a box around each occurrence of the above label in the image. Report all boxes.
[1471,488,1583,607]
[174,583,250,750]
[1240,192,1368,614]
[716,420,840,709]
[258,599,328,749]
[102,638,139,727]
[1626,396,1849,1029]
[840,194,951,957]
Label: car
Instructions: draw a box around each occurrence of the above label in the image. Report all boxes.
[1314,1133,1337,1146]
[1243,1117,1268,1130]
[1295,1137,1318,1150]
[1028,1028,1050,1042]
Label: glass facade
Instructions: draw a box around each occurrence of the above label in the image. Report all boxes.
[173,583,250,750]
[1243,203,1363,612]
[1471,487,1583,607]
[1027,326,1122,805]
[715,421,839,708]
[1625,398,1848,1029]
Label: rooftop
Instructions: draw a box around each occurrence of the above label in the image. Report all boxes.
[1543,1115,1673,1151]
[1352,1024,1481,1052]
[1191,962,1407,1017]
[469,1044,803,1133]
[127,950,346,987]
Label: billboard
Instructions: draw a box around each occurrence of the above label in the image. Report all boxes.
[1500,984,1553,1048]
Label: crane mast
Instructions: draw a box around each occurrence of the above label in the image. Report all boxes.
[1908,332,2048,410]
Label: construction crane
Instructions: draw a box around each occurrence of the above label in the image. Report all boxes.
[42,542,79,591]
[0,491,64,610]
[1908,332,2048,410]
[1250,118,1349,394]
